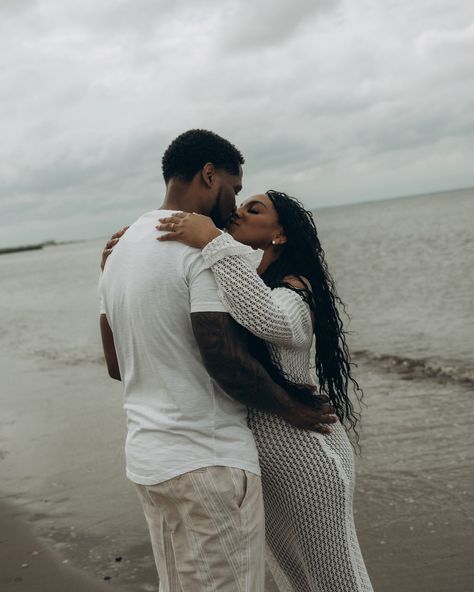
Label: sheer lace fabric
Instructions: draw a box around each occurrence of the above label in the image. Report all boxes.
[202,233,373,592]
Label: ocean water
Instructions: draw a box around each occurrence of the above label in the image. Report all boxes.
[1,186,473,383]
[1,187,473,592]
[315,187,474,386]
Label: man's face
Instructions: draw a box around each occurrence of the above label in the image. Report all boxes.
[209,165,243,228]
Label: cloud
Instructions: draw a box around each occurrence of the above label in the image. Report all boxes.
[0,0,473,246]
[219,0,339,49]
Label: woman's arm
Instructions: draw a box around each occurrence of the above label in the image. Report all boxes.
[155,212,314,347]
[201,233,313,347]
[100,218,312,347]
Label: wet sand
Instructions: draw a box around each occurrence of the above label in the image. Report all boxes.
[1,350,473,592]
[1,502,110,592]
[0,353,157,592]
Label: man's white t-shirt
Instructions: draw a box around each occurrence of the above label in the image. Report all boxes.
[98,210,260,485]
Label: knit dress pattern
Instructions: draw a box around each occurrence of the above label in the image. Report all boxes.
[202,233,374,592]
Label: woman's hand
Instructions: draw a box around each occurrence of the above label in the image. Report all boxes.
[156,212,221,249]
[100,226,129,271]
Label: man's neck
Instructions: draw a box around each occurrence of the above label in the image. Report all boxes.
[158,179,207,214]
[159,197,191,212]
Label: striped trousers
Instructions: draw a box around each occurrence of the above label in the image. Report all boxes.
[136,466,265,592]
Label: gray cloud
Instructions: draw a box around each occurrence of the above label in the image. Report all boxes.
[220,0,338,48]
[0,0,37,17]
[1,0,473,246]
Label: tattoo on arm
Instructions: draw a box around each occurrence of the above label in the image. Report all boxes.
[191,312,296,414]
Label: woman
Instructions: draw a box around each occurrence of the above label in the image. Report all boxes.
[103,190,373,592]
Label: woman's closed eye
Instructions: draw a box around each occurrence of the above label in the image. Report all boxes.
[245,203,262,214]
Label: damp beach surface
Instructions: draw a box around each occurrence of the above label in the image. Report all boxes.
[1,188,473,591]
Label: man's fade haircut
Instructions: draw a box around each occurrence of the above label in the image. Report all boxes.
[161,129,245,184]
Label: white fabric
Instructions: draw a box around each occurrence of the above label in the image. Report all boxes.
[98,210,260,486]
[202,232,374,592]
[202,233,313,348]
[135,466,266,592]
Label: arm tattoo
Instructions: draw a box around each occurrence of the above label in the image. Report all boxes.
[191,312,296,414]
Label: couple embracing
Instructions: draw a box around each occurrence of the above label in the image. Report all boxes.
[98,129,373,592]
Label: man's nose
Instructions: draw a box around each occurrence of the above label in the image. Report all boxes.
[226,207,239,225]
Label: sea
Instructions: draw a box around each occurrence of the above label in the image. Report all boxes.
[1,186,473,387]
[315,186,474,387]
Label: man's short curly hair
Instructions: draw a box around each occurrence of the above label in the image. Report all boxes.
[161,129,245,183]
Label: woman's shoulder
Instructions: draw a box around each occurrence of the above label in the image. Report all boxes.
[281,275,312,292]
[280,275,315,325]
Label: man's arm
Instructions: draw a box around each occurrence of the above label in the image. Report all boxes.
[100,314,121,381]
[191,312,336,433]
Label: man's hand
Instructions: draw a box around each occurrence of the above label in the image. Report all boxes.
[281,396,337,434]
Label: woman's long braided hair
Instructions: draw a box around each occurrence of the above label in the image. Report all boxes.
[246,190,362,439]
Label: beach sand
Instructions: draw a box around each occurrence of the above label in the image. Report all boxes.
[1,350,473,592]
[1,501,110,592]
[3,193,474,590]
[0,353,157,592]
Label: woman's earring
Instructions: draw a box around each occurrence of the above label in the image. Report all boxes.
[272,239,277,245]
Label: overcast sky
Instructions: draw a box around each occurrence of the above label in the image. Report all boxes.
[1,0,473,247]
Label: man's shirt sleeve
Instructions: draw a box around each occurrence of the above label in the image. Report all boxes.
[183,250,228,314]
[98,275,107,315]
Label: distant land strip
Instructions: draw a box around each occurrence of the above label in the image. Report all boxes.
[0,240,57,255]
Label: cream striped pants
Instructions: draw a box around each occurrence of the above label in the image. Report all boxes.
[135,466,265,592]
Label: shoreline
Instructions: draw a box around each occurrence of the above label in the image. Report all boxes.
[0,502,111,592]
[0,353,158,592]
[1,352,473,591]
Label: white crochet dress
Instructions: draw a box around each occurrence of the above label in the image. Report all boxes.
[202,233,374,592]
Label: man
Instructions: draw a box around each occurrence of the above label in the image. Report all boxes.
[99,129,335,591]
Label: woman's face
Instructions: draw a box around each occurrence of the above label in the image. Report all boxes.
[226,194,285,250]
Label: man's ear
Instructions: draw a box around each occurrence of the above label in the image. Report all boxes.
[201,162,216,188]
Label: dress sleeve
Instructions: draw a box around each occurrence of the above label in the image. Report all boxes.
[201,233,313,348]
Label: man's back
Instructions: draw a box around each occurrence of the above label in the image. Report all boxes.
[98,209,259,485]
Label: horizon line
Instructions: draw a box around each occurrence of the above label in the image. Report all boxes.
[1,184,472,251]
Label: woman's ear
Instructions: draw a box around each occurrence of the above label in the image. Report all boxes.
[274,227,287,245]
[201,163,215,188]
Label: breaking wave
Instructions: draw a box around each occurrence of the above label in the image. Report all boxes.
[30,348,105,366]
[354,350,474,386]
